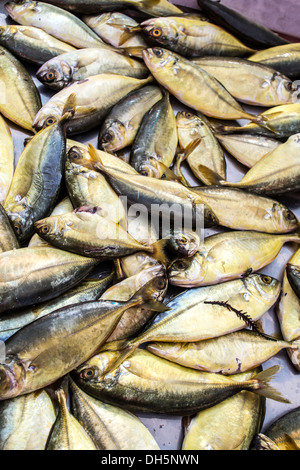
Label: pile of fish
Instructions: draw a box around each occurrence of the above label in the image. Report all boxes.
[0,0,299,450]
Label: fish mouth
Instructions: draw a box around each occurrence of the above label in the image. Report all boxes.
[0,363,20,400]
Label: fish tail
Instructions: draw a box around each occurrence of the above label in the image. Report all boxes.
[150,238,170,267]
[252,115,279,135]
[251,365,290,403]
[290,338,300,350]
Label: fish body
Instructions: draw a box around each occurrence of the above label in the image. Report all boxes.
[0,205,19,254]
[261,407,300,450]
[249,44,300,79]
[0,114,14,205]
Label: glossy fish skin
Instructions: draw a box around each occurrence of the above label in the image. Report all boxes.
[176,111,226,184]
[221,133,300,196]
[94,162,219,228]
[0,246,98,314]
[0,25,75,65]
[0,389,56,450]
[0,270,114,343]
[36,48,149,91]
[0,115,14,206]
[191,186,298,234]
[168,231,300,287]
[0,277,166,400]
[142,48,271,126]
[287,264,300,300]
[130,91,178,178]
[197,0,289,49]
[46,385,97,450]
[32,74,153,135]
[70,378,160,450]
[98,85,163,152]
[261,407,300,450]
[0,205,19,254]
[182,368,265,450]
[249,44,300,79]
[147,330,300,375]
[5,1,106,49]
[141,16,255,58]
[4,112,70,243]
[215,133,281,168]
[72,349,288,415]
[0,45,41,132]
[192,57,298,107]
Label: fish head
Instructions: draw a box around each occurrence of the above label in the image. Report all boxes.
[36,60,73,91]
[34,215,71,241]
[67,146,91,167]
[243,273,281,305]
[72,351,121,386]
[135,158,165,178]
[141,18,179,48]
[5,1,40,20]
[135,263,167,293]
[167,229,201,257]
[286,263,300,299]
[98,120,127,152]
[274,74,300,104]
[0,357,26,400]
[32,105,62,132]
[176,111,200,130]
[0,25,16,39]
[4,198,34,242]
[168,255,205,287]
[271,203,298,233]
[143,47,178,74]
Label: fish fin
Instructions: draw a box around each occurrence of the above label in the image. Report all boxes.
[61,93,76,122]
[180,138,202,162]
[281,434,300,450]
[113,258,125,282]
[157,161,181,182]
[196,164,225,186]
[150,238,170,266]
[108,25,141,46]
[123,46,146,59]
[253,365,290,403]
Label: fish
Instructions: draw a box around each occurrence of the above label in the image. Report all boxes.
[0,389,56,450]
[0,277,167,400]
[168,231,300,287]
[98,85,163,152]
[46,382,97,450]
[251,433,281,450]
[0,25,76,65]
[147,330,300,375]
[176,111,226,184]
[70,378,160,450]
[181,368,265,450]
[140,16,255,58]
[0,204,19,254]
[4,97,74,242]
[0,268,114,343]
[0,115,14,206]
[32,74,153,135]
[192,57,299,107]
[0,246,98,314]
[190,186,298,233]
[249,43,300,79]
[142,48,275,130]
[100,274,281,373]
[277,247,300,372]
[287,263,300,300]
[5,1,106,49]
[220,133,300,195]
[130,90,178,178]
[72,349,289,415]
[0,45,41,132]
[215,133,281,168]
[197,0,289,49]
[254,407,300,450]
[36,47,149,91]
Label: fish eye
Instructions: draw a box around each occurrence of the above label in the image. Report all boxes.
[185,112,193,119]
[156,277,167,289]
[151,27,162,38]
[13,223,22,236]
[68,147,81,160]
[140,169,149,176]
[41,225,50,234]
[153,48,164,58]
[80,368,96,380]
[286,210,296,221]
[45,116,57,127]
[177,237,187,245]
[173,260,186,271]
[101,131,113,143]
[45,70,56,82]
[261,275,272,285]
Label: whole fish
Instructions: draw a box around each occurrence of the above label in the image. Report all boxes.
[4,98,74,242]
[0,277,167,399]
[0,45,41,132]
[0,115,14,205]
[168,231,300,287]
[255,407,300,450]
[197,0,289,49]
[39,0,184,16]
[215,133,281,168]
[0,246,98,314]
[5,1,106,49]
[46,383,97,450]
[140,16,255,58]
[32,74,153,135]
[72,349,289,415]
[277,248,300,371]
[70,378,160,450]
[0,205,19,254]
[130,91,178,178]
[142,48,274,129]
[0,389,56,450]
[0,269,114,343]
[249,43,300,79]
[191,186,298,234]
[176,111,226,184]
[221,133,300,195]
[147,330,300,375]
[182,368,265,450]
[36,47,149,91]
[192,57,298,107]
[0,25,75,65]
[100,274,281,374]
[98,85,163,152]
